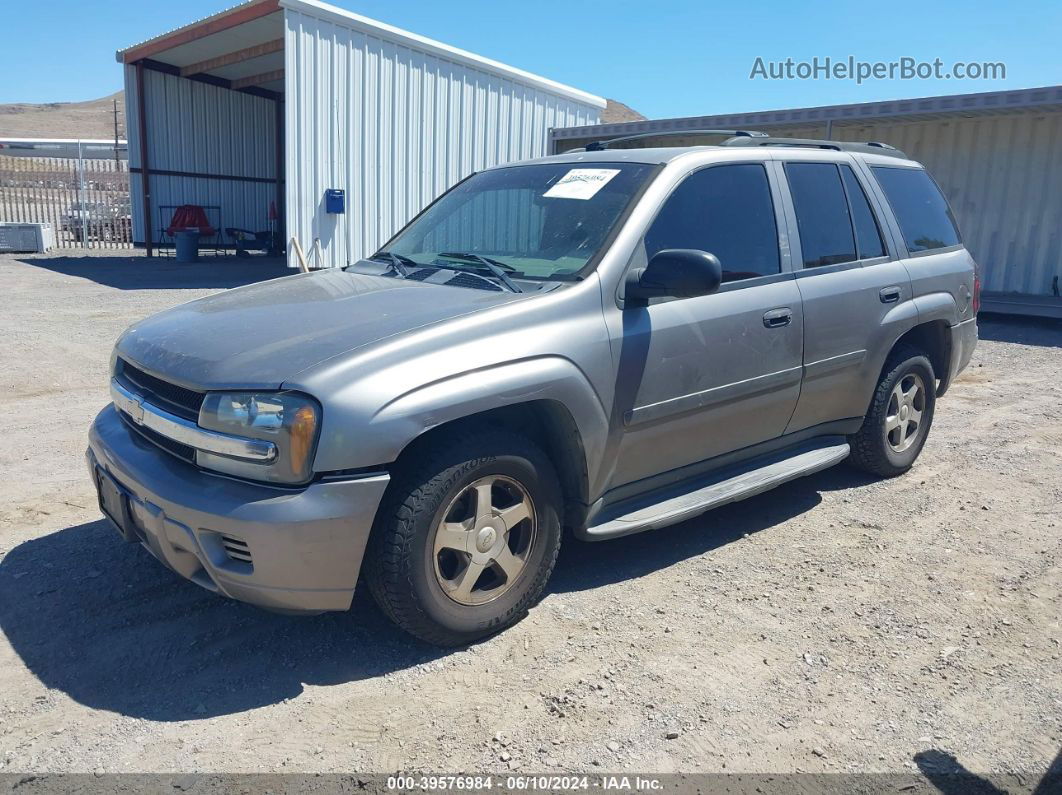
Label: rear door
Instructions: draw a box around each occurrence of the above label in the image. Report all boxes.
[779,158,914,432]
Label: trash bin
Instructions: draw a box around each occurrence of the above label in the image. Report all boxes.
[175,229,201,263]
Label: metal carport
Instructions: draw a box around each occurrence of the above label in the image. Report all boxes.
[116,0,605,267]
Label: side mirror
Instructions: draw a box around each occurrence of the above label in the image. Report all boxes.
[625,249,723,304]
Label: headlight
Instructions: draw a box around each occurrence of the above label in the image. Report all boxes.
[197,391,321,484]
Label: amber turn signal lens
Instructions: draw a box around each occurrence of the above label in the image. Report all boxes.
[289,404,318,476]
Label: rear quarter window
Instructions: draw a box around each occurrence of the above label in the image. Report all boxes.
[871,166,961,253]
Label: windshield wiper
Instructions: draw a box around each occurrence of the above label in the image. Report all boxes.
[368,251,417,278]
[437,252,522,293]
[439,252,517,272]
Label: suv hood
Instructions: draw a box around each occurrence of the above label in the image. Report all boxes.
[116,269,523,389]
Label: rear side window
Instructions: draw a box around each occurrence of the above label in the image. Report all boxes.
[840,165,886,260]
[644,163,780,282]
[785,163,857,268]
[871,166,961,253]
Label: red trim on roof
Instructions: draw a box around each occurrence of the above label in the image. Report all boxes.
[120,0,281,64]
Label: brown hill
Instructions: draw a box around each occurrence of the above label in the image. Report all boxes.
[602,98,647,124]
[0,92,125,140]
[0,91,641,140]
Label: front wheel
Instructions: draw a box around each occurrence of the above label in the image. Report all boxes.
[366,427,563,646]
[848,345,936,477]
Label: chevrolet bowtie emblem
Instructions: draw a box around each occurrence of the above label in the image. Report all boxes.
[128,398,145,425]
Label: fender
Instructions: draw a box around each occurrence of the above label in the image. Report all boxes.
[868,295,957,401]
[310,355,612,487]
[867,296,921,373]
[913,290,962,326]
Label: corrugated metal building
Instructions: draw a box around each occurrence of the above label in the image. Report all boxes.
[116,0,603,268]
[553,86,1062,317]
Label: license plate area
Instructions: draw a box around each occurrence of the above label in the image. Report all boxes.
[96,468,138,543]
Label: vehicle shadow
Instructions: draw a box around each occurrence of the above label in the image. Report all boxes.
[0,464,875,722]
[15,255,293,291]
[912,747,1062,794]
[977,314,1062,348]
[549,463,875,594]
[913,749,1008,794]
[0,519,445,722]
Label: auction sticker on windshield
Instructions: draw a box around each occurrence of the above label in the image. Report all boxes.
[543,168,621,200]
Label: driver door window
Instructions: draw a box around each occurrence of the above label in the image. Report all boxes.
[644,163,780,284]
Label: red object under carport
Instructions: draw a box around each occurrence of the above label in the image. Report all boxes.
[165,205,216,237]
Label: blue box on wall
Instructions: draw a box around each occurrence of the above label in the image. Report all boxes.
[325,189,345,214]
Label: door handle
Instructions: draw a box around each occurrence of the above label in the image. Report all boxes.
[763,308,792,328]
[879,286,902,304]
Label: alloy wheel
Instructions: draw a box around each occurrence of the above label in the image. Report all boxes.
[885,372,926,453]
[432,475,537,606]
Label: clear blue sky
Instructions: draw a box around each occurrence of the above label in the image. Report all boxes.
[3,0,1060,119]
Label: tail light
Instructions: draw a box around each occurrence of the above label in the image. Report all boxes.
[972,273,982,314]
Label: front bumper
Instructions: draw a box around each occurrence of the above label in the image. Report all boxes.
[87,404,390,613]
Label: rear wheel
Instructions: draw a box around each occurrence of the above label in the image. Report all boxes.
[848,345,936,477]
[366,427,562,646]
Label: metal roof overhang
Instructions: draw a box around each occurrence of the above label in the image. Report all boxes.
[115,0,607,109]
[553,84,1062,142]
[116,0,284,99]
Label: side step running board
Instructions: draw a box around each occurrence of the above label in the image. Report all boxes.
[583,442,851,540]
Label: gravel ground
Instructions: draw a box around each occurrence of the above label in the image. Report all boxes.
[0,253,1059,779]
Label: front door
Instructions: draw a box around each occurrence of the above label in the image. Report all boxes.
[607,162,804,489]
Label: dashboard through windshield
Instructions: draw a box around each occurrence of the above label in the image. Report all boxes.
[370,162,655,284]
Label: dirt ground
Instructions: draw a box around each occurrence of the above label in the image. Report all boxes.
[0,253,1059,780]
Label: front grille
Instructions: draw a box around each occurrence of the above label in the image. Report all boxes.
[116,358,204,421]
[221,535,253,564]
[120,412,196,463]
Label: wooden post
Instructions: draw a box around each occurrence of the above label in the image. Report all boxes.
[290,236,310,273]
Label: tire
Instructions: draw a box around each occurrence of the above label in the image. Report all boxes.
[366,426,563,646]
[848,345,936,477]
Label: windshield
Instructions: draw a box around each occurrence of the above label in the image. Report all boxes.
[380,162,655,281]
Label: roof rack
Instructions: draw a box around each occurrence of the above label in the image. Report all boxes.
[584,129,769,151]
[719,136,910,159]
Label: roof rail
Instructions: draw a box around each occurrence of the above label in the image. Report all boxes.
[720,136,910,159]
[584,129,768,151]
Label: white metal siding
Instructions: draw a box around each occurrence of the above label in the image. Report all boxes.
[284,8,602,269]
[126,65,277,244]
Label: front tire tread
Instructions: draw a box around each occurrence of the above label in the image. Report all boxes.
[366,427,561,647]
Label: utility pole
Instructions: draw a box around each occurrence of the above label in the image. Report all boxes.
[112,98,122,171]
[77,139,88,246]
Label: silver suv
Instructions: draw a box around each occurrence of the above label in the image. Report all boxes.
[87,132,979,645]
